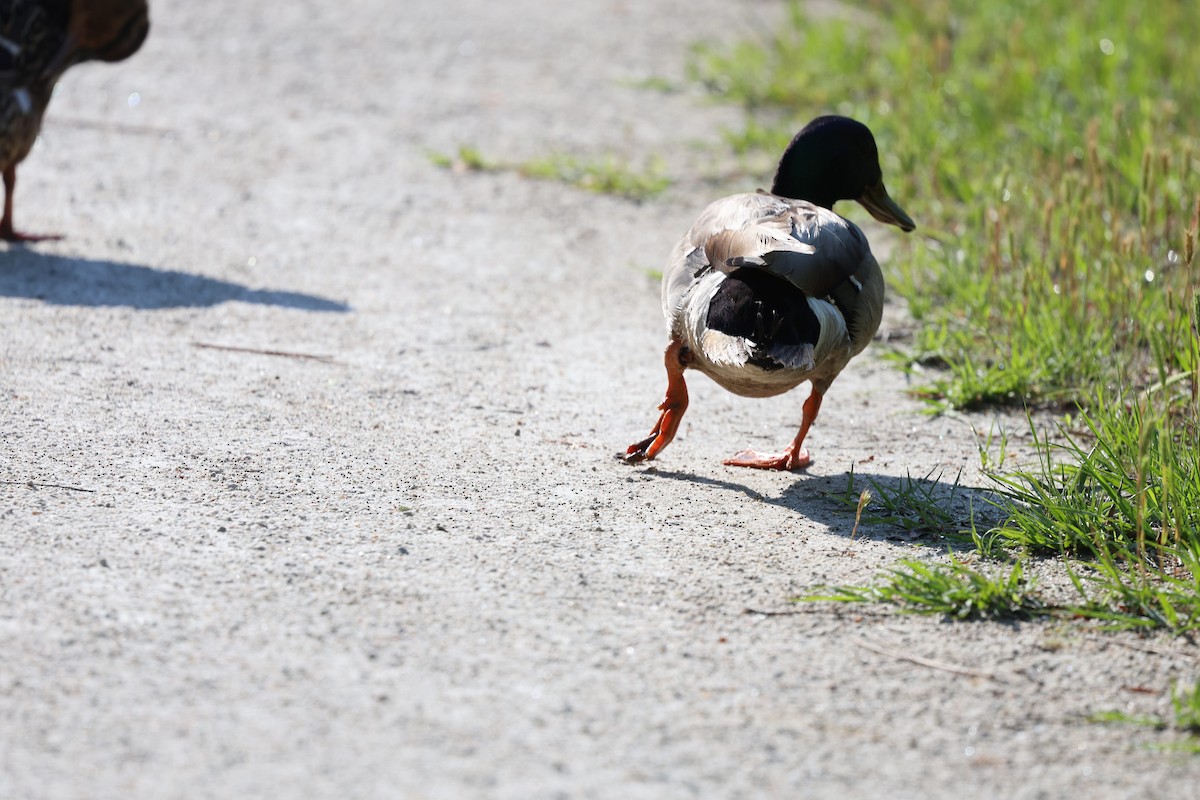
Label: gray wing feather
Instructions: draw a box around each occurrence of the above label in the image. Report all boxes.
[661,192,871,328]
[711,204,870,297]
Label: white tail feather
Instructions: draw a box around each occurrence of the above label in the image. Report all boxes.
[701,329,753,366]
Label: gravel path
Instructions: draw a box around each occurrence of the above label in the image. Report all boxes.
[3,1,1199,797]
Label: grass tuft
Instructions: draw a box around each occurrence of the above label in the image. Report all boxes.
[518,154,670,201]
[800,556,1050,621]
[429,147,669,201]
[833,466,1002,552]
[1091,680,1200,751]
[989,393,1200,558]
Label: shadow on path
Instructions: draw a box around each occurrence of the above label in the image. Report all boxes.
[0,249,350,312]
[643,466,1002,545]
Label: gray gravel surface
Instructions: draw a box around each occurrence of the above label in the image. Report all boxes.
[4,1,1200,798]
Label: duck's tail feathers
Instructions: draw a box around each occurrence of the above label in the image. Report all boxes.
[763,342,817,372]
[806,297,848,361]
[700,329,753,367]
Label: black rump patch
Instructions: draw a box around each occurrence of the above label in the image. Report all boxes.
[705,269,821,369]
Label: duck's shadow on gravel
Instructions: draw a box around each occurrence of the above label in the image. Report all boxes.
[646,466,1001,545]
[0,249,350,311]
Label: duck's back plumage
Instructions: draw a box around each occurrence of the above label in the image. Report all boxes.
[663,191,884,398]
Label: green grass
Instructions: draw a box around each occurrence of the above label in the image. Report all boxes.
[1091,680,1200,752]
[985,378,1200,631]
[801,555,1049,621]
[832,466,1004,552]
[1174,681,1200,734]
[429,146,669,201]
[519,154,670,200]
[681,1,1200,636]
[989,394,1200,557]
[809,386,1200,634]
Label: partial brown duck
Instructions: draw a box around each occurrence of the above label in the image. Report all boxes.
[0,0,149,241]
[623,116,915,471]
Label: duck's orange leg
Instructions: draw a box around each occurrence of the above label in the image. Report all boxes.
[724,386,824,471]
[622,340,691,464]
[1,166,63,243]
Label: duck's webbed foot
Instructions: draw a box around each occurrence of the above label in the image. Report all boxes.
[723,445,811,471]
[621,340,690,465]
[723,387,824,472]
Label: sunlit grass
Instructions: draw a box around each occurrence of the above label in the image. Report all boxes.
[831,466,1003,552]
[429,146,669,201]
[1091,680,1200,752]
[809,382,1200,634]
[989,392,1200,557]
[800,555,1050,621]
[519,153,670,200]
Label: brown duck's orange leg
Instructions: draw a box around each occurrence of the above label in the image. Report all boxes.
[622,340,690,464]
[724,386,824,471]
[1,166,63,243]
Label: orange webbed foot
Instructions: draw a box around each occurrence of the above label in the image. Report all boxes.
[620,340,691,466]
[723,446,811,471]
[621,390,688,464]
[622,434,660,465]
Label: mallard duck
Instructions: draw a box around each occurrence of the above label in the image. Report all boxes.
[0,0,149,241]
[623,115,915,471]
